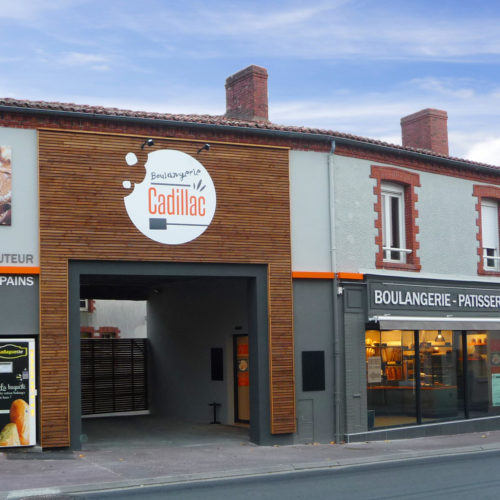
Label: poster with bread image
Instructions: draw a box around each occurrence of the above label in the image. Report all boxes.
[0,146,12,226]
[0,339,36,447]
[0,399,29,446]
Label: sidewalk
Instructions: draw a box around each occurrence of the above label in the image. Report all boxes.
[2,429,500,499]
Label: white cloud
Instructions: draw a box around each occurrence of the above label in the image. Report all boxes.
[0,0,87,21]
[466,137,500,166]
[2,1,499,63]
[109,2,500,61]
[270,80,500,165]
[58,52,110,71]
[410,77,476,99]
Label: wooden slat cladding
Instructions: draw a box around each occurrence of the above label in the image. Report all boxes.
[39,130,295,447]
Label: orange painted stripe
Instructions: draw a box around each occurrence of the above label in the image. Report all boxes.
[0,266,40,275]
[292,271,335,279]
[337,272,364,280]
[292,271,365,280]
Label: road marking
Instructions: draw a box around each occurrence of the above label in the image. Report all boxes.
[7,487,61,499]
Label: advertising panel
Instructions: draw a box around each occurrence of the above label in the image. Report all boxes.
[0,146,11,226]
[0,338,36,447]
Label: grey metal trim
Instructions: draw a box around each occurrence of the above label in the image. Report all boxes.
[346,414,500,443]
[2,105,499,176]
[371,315,500,330]
[68,260,286,450]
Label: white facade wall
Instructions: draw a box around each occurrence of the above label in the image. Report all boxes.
[80,300,147,338]
[0,127,39,266]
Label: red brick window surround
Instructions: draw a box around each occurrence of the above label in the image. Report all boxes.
[371,166,421,271]
[473,185,500,276]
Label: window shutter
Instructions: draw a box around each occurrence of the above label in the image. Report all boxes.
[482,201,498,250]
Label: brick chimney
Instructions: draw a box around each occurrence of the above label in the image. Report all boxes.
[401,108,449,156]
[225,65,268,121]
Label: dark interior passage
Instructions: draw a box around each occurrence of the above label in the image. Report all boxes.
[79,274,252,447]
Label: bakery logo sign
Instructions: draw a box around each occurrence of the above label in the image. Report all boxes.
[123,149,216,245]
[0,344,27,360]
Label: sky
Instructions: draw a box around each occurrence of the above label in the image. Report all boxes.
[0,0,499,164]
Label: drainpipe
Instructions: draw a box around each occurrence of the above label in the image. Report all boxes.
[328,140,342,443]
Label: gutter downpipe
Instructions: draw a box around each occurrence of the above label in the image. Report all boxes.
[328,140,342,443]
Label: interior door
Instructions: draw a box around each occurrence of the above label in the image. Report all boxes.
[234,335,250,422]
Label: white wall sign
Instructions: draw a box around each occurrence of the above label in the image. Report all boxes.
[492,373,500,407]
[123,149,216,245]
[367,356,382,384]
[0,128,39,267]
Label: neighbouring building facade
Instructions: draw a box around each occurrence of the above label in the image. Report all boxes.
[1,65,500,450]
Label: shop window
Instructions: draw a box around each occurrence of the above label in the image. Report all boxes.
[371,166,421,271]
[79,299,95,312]
[366,330,417,428]
[474,185,500,275]
[366,328,500,430]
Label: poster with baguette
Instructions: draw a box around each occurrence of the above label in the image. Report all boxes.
[0,339,36,447]
[0,146,11,226]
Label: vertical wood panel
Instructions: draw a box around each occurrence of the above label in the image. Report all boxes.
[39,130,295,447]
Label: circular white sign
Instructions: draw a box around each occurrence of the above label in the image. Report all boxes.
[123,149,216,245]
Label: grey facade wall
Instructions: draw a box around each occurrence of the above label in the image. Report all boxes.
[290,150,498,281]
[417,172,477,275]
[293,280,335,443]
[332,156,377,273]
[289,151,332,272]
[0,277,39,336]
[147,278,248,425]
[334,156,500,279]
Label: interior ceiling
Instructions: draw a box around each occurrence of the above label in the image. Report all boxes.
[80,275,214,300]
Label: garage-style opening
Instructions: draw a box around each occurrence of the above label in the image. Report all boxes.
[69,262,270,450]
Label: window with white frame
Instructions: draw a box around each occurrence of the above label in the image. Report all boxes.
[481,199,500,271]
[381,182,410,263]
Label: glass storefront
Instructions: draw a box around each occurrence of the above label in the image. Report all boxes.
[366,329,500,429]
[366,330,417,428]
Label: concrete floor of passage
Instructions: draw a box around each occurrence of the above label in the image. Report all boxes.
[81,415,250,450]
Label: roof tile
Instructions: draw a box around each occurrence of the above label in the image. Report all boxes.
[0,96,497,170]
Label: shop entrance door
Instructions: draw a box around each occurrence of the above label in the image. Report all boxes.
[466,332,490,417]
[234,335,250,422]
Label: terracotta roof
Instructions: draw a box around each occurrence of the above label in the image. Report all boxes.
[0,96,498,171]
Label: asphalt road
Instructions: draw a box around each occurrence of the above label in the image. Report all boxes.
[72,449,500,500]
